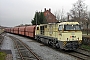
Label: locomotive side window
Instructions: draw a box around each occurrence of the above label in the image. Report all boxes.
[45,25,47,28]
[40,26,44,35]
[58,25,63,30]
[37,27,39,30]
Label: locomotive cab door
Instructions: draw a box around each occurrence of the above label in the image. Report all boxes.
[40,26,44,35]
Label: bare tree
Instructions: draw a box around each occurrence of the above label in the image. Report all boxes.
[54,9,66,22]
[87,12,90,29]
[87,12,90,21]
[54,10,61,21]
[68,0,88,23]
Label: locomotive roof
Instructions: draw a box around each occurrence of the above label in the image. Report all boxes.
[36,22,79,27]
[59,22,79,25]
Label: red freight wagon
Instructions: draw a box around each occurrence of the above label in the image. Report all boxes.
[5,28,9,32]
[13,27,19,34]
[8,28,11,33]
[25,26,36,37]
[19,26,25,35]
[5,28,11,33]
[11,28,14,33]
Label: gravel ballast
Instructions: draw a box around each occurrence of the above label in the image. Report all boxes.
[7,33,78,60]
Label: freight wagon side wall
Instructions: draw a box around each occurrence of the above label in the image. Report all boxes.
[25,26,36,37]
[5,28,10,33]
[19,27,25,35]
[4,28,8,32]
[8,28,11,33]
[14,27,19,34]
[11,28,14,33]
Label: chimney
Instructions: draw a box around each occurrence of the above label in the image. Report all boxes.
[49,8,51,12]
[44,8,46,11]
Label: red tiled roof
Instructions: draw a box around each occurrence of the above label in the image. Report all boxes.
[43,8,58,23]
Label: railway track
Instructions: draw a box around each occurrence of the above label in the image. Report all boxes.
[53,48,90,60]
[79,48,90,52]
[46,42,90,60]
[68,52,89,60]
[9,35,41,60]
[41,43,90,60]
[66,48,90,60]
[7,34,90,60]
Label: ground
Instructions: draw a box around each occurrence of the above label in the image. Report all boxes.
[1,33,77,60]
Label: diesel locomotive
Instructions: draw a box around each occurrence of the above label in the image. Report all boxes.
[35,22,82,50]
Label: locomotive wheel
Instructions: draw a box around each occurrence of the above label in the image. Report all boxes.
[56,43,60,49]
[48,41,52,46]
[52,43,56,48]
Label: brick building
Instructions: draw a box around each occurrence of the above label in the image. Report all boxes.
[43,8,58,23]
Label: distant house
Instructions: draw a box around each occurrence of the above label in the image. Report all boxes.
[43,8,58,23]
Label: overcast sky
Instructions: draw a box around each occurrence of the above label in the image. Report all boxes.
[0,0,90,27]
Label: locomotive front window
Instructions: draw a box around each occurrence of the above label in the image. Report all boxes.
[58,25,63,30]
[64,25,81,31]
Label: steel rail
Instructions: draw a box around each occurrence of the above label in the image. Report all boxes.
[10,36,24,60]
[18,39,41,60]
[9,35,41,60]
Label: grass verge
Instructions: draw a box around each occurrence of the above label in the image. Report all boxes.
[0,52,6,60]
[81,44,90,51]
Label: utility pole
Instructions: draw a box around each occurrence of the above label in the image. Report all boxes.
[36,11,38,25]
[86,22,88,35]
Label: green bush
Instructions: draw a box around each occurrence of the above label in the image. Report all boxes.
[81,44,90,51]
